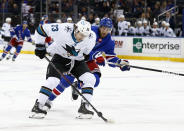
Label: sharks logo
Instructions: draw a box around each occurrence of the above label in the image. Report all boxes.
[64,26,72,32]
[63,44,80,56]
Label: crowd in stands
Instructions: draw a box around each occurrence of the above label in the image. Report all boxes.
[0,0,182,37]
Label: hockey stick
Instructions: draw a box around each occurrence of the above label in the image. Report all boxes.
[44,56,113,123]
[107,61,184,76]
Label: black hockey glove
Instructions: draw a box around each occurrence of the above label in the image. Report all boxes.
[35,44,46,59]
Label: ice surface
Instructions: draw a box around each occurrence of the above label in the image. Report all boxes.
[1,54,184,131]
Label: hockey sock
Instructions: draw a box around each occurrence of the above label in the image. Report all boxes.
[2,45,12,58]
[13,45,22,59]
[60,75,75,88]
[94,73,100,87]
[81,87,93,103]
[49,83,65,101]
[48,75,75,101]
[38,86,52,105]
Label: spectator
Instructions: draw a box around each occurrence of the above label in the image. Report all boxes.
[49,2,59,13]
[160,1,167,13]
[11,3,19,26]
[165,12,175,29]
[152,2,161,20]
[88,14,94,24]
[100,1,111,16]
[0,0,9,13]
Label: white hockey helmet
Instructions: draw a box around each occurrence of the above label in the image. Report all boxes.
[153,22,158,26]
[95,17,100,22]
[143,20,148,24]
[67,17,72,21]
[119,14,125,18]
[165,22,170,27]
[6,17,11,23]
[81,16,86,20]
[162,21,166,25]
[75,20,91,36]
[56,19,62,23]
[137,21,142,25]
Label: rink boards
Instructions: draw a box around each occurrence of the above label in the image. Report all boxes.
[0,36,184,62]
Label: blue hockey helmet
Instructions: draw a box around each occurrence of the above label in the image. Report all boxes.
[22,21,28,25]
[42,15,48,20]
[100,18,113,29]
[43,15,48,18]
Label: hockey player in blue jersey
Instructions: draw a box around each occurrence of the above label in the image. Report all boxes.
[39,15,50,25]
[0,21,32,61]
[45,18,130,118]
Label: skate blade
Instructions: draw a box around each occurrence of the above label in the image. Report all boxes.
[29,112,46,119]
[76,113,93,119]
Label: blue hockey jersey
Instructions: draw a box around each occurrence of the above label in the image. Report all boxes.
[89,26,119,67]
[10,25,32,42]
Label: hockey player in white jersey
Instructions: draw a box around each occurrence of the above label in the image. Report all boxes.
[164,23,176,37]
[117,15,128,36]
[142,20,150,36]
[160,21,166,36]
[150,22,160,36]
[127,22,136,36]
[29,20,96,119]
[135,21,144,36]
[1,17,14,60]
[1,17,11,41]
[92,17,100,27]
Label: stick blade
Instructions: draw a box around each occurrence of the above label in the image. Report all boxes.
[106,119,115,124]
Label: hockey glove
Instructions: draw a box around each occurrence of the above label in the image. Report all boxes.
[117,59,130,71]
[35,44,46,59]
[93,51,105,66]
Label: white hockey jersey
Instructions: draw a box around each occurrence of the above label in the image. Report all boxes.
[35,23,96,61]
[159,27,165,36]
[92,23,100,27]
[118,21,128,35]
[150,28,161,36]
[164,28,176,37]
[1,23,11,37]
[128,26,136,36]
[143,26,150,36]
[135,26,144,36]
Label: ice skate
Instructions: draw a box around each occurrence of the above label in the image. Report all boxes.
[29,100,47,119]
[0,56,4,61]
[71,81,79,100]
[76,102,94,119]
[12,58,15,61]
[6,55,11,60]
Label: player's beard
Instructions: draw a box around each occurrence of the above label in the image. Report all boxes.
[100,32,108,38]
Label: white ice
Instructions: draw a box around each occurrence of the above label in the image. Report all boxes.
[0,54,184,131]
